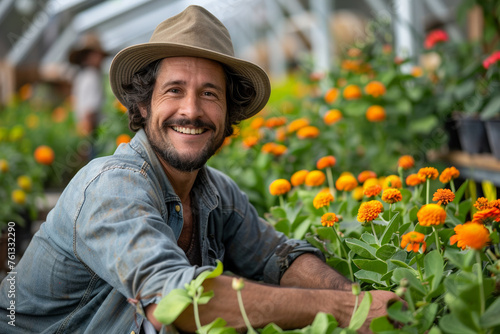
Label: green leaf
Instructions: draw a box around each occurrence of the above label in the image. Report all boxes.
[395,99,412,115]
[292,218,312,240]
[409,116,439,135]
[153,289,192,325]
[274,218,291,236]
[349,292,372,330]
[380,211,401,245]
[481,95,500,120]
[392,268,426,295]
[424,250,444,293]
[198,290,215,304]
[345,238,377,259]
[193,260,224,287]
[369,316,397,333]
[389,259,413,270]
[260,323,284,334]
[310,312,338,334]
[376,244,398,261]
[361,232,378,245]
[439,314,478,334]
[453,179,469,204]
[418,302,438,331]
[352,259,388,274]
[480,296,500,328]
[386,301,413,324]
[271,206,287,219]
[354,270,387,286]
[198,318,235,334]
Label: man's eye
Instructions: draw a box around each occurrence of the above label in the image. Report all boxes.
[168,88,180,93]
[204,91,216,97]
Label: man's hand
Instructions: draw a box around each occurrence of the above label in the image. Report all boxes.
[360,290,404,333]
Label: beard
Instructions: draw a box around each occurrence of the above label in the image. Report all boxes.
[145,116,225,173]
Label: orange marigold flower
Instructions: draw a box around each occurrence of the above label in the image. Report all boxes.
[305,170,326,187]
[291,170,309,187]
[250,117,265,130]
[364,184,382,197]
[472,207,500,224]
[269,179,292,196]
[352,186,364,201]
[358,170,377,183]
[357,200,384,224]
[474,197,490,211]
[401,231,427,253]
[450,222,490,250]
[363,177,380,189]
[398,155,415,170]
[116,134,131,146]
[34,145,55,165]
[323,109,343,125]
[439,166,460,184]
[317,155,336,169]
[406,173,425,187]
[313,191,334,209]
[287,118,309,133]
[432,188,455,205]
[343,84,362,100]
[417,204,446,227]
[491,199,500,209]
[324,88,339,104]
[335,174,358,191]
[382,188,403,204]
[242,136,259,148]
[276,128,287,142]
[411,66,423,77]
[297,126,320,139]
[364,81,386,98]
[418,167,439,180]
[261,142,277,153]
[383,175,402,189]
[321,212,339,227]
[265,117,287,128]
[366,105,386,122]
[272,144,287,156]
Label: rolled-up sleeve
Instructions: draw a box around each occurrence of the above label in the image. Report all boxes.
[73,166,215,304]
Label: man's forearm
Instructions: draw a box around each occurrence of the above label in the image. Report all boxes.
[280,253,352,290]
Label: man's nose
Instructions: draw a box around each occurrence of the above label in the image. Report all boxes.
[179,94,203,119]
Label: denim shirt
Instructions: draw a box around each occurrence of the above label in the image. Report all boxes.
[0,129,323,334]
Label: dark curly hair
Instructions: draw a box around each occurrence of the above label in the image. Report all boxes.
[121,58,256,138]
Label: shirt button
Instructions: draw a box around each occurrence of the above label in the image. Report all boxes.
[175,205,181,212]
[131,331,135,334]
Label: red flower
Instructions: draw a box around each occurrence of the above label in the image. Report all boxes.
[424,30,448,49]
[483,51,500,69]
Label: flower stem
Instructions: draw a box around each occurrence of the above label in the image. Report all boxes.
[426,179,430,205]
[432,226,441,255]
[476,251,485,314]
[193,296,202,331]
[349,294,360,324]
[326,167,336,198]
[371,222,380,245]
[279,195,285,208]
[237,290,256,333]
[450,180,456,193]
[332,224,345,259]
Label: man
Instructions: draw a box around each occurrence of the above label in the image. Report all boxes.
[0,6,399,334]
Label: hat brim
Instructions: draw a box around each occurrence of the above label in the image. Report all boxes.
[109,43,270,121]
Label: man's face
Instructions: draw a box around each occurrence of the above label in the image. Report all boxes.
[141,57,227,172]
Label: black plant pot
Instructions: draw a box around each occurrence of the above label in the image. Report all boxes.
[485,119,500,160]
[457,116,491,154]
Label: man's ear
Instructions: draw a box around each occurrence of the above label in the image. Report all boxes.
[139,105,148,118]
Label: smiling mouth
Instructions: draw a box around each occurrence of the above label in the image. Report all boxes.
[172,126,207,135]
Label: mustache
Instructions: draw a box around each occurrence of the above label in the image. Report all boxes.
[161,118,216,131]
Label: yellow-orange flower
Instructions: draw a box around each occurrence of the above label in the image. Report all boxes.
[364,81,386,97]
[490,199,500,209]
[406,173,425,187]
[276,128,287,142]
[250,117,265,130]
[418,167,439,180]
[272,144,287,156]
[316,155,336,169]
[417,204,446,226]
[305,170,326,187]
[269,179,292,196]
[52,106,68,123]
[358,170,377,183]
[287,118,309,133]
[472,207,500,224]
[383,175,402,189]
[324,88,339,104]
[401,231,427,253]
[411,66,423,77]
[366,105,386,122]
[357,200,384,223]
[323,109,343,125]
[19,83,32,101]
[343,84,362,100]
[439,166,460,184]
[25,114,40,129]
[432,189,455,205]
[261,142,277,153]
[313,191,334,209]
[363,177,380,189]
[474,197,490,211]
[364,184,382,198]
[12,189,27,205]
[114,100,128,113]
[352,186,364,201]
[450,223,490,250]
[296,126,320,139]
[265,117,286,128]
[291,170,309,187]
[398,155,415,170]
[382,188,403,204]
[116,134,131,146]
[34,145,55,165]
[243,136,259,148]
[321,212,339,227]
[335,174,358,191]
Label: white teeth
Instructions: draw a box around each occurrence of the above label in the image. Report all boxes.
[172,126,205,135]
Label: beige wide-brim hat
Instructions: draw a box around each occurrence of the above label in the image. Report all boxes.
[110,5,270,121]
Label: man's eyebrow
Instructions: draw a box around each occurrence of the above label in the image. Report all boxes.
[159,80,224,93]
